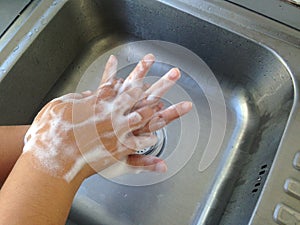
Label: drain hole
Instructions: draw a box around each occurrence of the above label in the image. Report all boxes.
[259,170,266,175]
[251,164,268,195]
[135,128,166,156]
[261,164,267,169]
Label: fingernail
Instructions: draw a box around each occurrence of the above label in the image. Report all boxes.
[143,54,155,65]
[155,161,167,173]
[128,112,143,124]
[167,68,180,80]
[182,101,193,111]
[109,55,115,61]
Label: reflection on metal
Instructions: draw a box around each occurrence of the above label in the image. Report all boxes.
[0,0,299,224]
[0,0,31,37]
[227,0,300,30]
[285,0,300,6]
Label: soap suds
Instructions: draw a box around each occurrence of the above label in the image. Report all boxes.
[22,79,152,182]
[22,55,173,182]
[64,145,110,182]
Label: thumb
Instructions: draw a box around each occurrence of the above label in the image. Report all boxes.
[99,155,167,179]
[126,154,167,173]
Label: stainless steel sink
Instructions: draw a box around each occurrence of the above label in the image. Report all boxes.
[0,0,299,224]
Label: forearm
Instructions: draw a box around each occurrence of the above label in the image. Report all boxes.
[0,152,84,225]
[0,53,192,225]
[0,125,30,186]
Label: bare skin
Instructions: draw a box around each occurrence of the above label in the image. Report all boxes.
[0,54,192,225]
[0,125,29,186]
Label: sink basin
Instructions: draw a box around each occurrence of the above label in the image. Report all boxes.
[0,0,299,224]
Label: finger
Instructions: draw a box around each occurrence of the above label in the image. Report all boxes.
[116,106,154,136]
[114,87,143,114]
[151,101,192,131]
[99,155,167,178]
[114,78,124,91]
[81,90,93,97]
[100,55,118,86]
[131,68,180,110]
[128,54,155,82]
[123,134,157,152]
[127,106,154,126]
[131,103,164,135]
[133,116,166,135]
[143,83,151,91]
[132,96,160,111]
[152,102,164,113]
[121,54,155,91]
[145,68,181,99]
[132,101,163,118]
[127,155,167,173]
[156,101,192,122]
[135,101,193,134]
[131,83,154,109]
[96,85,117,101]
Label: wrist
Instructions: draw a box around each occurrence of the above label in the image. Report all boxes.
[0,153,83,225]
[19,152,86,189]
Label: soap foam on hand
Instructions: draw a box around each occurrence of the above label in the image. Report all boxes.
[23,80,158,182]
[22,54,168,183]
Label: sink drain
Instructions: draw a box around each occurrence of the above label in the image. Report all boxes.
[135,128,166,156]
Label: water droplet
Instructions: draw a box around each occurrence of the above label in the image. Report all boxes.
[208,6,212,11]
[123,193,128,198]
[52,0,57,5]
[13,45,19,52]
[34,28,39,32]
[0,69,7,74]
[27,32,33,37]
[257,176,262,181]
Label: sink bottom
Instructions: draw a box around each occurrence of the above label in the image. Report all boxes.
[0,0,294,224]
[40,34,291,225]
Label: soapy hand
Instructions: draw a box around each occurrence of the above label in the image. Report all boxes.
[22,54,192,182]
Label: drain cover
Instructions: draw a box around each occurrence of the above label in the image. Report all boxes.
[135,128,166,156]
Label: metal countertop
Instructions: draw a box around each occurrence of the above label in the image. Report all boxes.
[0,0,31,37]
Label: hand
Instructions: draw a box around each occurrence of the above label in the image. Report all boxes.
[99,54,193,178]
[22,54,192,183]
